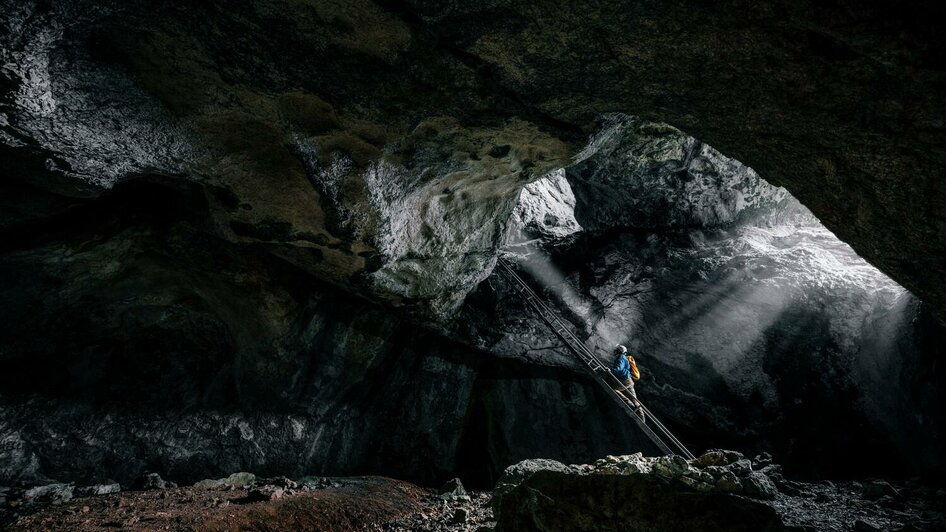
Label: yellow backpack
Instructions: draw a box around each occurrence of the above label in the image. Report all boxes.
[627,354,640,381]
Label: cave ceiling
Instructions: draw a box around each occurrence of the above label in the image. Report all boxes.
[2,0,944,317]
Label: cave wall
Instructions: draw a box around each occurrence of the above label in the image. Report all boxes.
[0,176,656,488]
[2,116,941,487]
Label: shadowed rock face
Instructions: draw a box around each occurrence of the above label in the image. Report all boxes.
[0,178,659,488]
[2,0,945,317]
[491,454,946,531]
[1,112,943,488]
[495,470,785,532]
[1,118,944,486]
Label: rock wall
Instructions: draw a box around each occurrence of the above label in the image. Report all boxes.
[0,176,655,488]
[2,115,944,487]
[492,453,946,531]
[2,112,943,488]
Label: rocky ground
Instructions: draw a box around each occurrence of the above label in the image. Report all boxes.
[0,469,497,531]
[492,452,946,532]
[1,474,490,531]
[2,451,944,531]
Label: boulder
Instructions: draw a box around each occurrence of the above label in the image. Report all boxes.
[759,465,785,483]
[131,472,167,491]
[255,477,298,489]
[224,472,256,489]
[862,480,902,501]
[703,465,726,479]
[494,470,785,531]
[242,486,284,503]
[693,450,745,468]
[753,453,774,468]
[686,469,715,486]
[694,450,728,468]
[193,479,225,490]
[75,483,121,497]
[595,453,654,475]
[24,483,73,505]
[716,472,744,493]
[652,455,691,479]
[729,459,754,476]
[438,478,470,501]
[194,472,257,490]
[492,458,577,514]
[678,475,715,492]
[743,471,779,500]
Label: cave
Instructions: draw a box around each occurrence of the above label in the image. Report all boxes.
[2,1,945,530]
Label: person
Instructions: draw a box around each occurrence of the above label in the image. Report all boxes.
[610,344,645,422]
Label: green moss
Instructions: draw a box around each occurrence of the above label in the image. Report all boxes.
[198,112,299,174]
[282,0,412,61]
[278,92,341,135]
[109,27,224,117]
[346,119,388,147]
[315,131,381,167]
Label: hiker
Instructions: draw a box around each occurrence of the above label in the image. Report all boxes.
[610,344,645,422]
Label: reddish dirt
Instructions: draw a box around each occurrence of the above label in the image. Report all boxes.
[7,477,430,531]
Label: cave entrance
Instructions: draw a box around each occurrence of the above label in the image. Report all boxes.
[486,114,946,481]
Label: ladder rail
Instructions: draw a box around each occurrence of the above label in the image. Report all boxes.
[497,263,675,455]
[499,259,634,378]
[496,258,696,460]
[639,403,695,460]
[499,261,609,369]
[515,284,675,455]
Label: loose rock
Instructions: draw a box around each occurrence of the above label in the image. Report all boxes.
[438,478,470,502]
[743,471,778,500]
[862,480,902,501]
[24,483,73,505]
[241,486,285,503]
[75,483,121,497]
[131,473,167,491]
